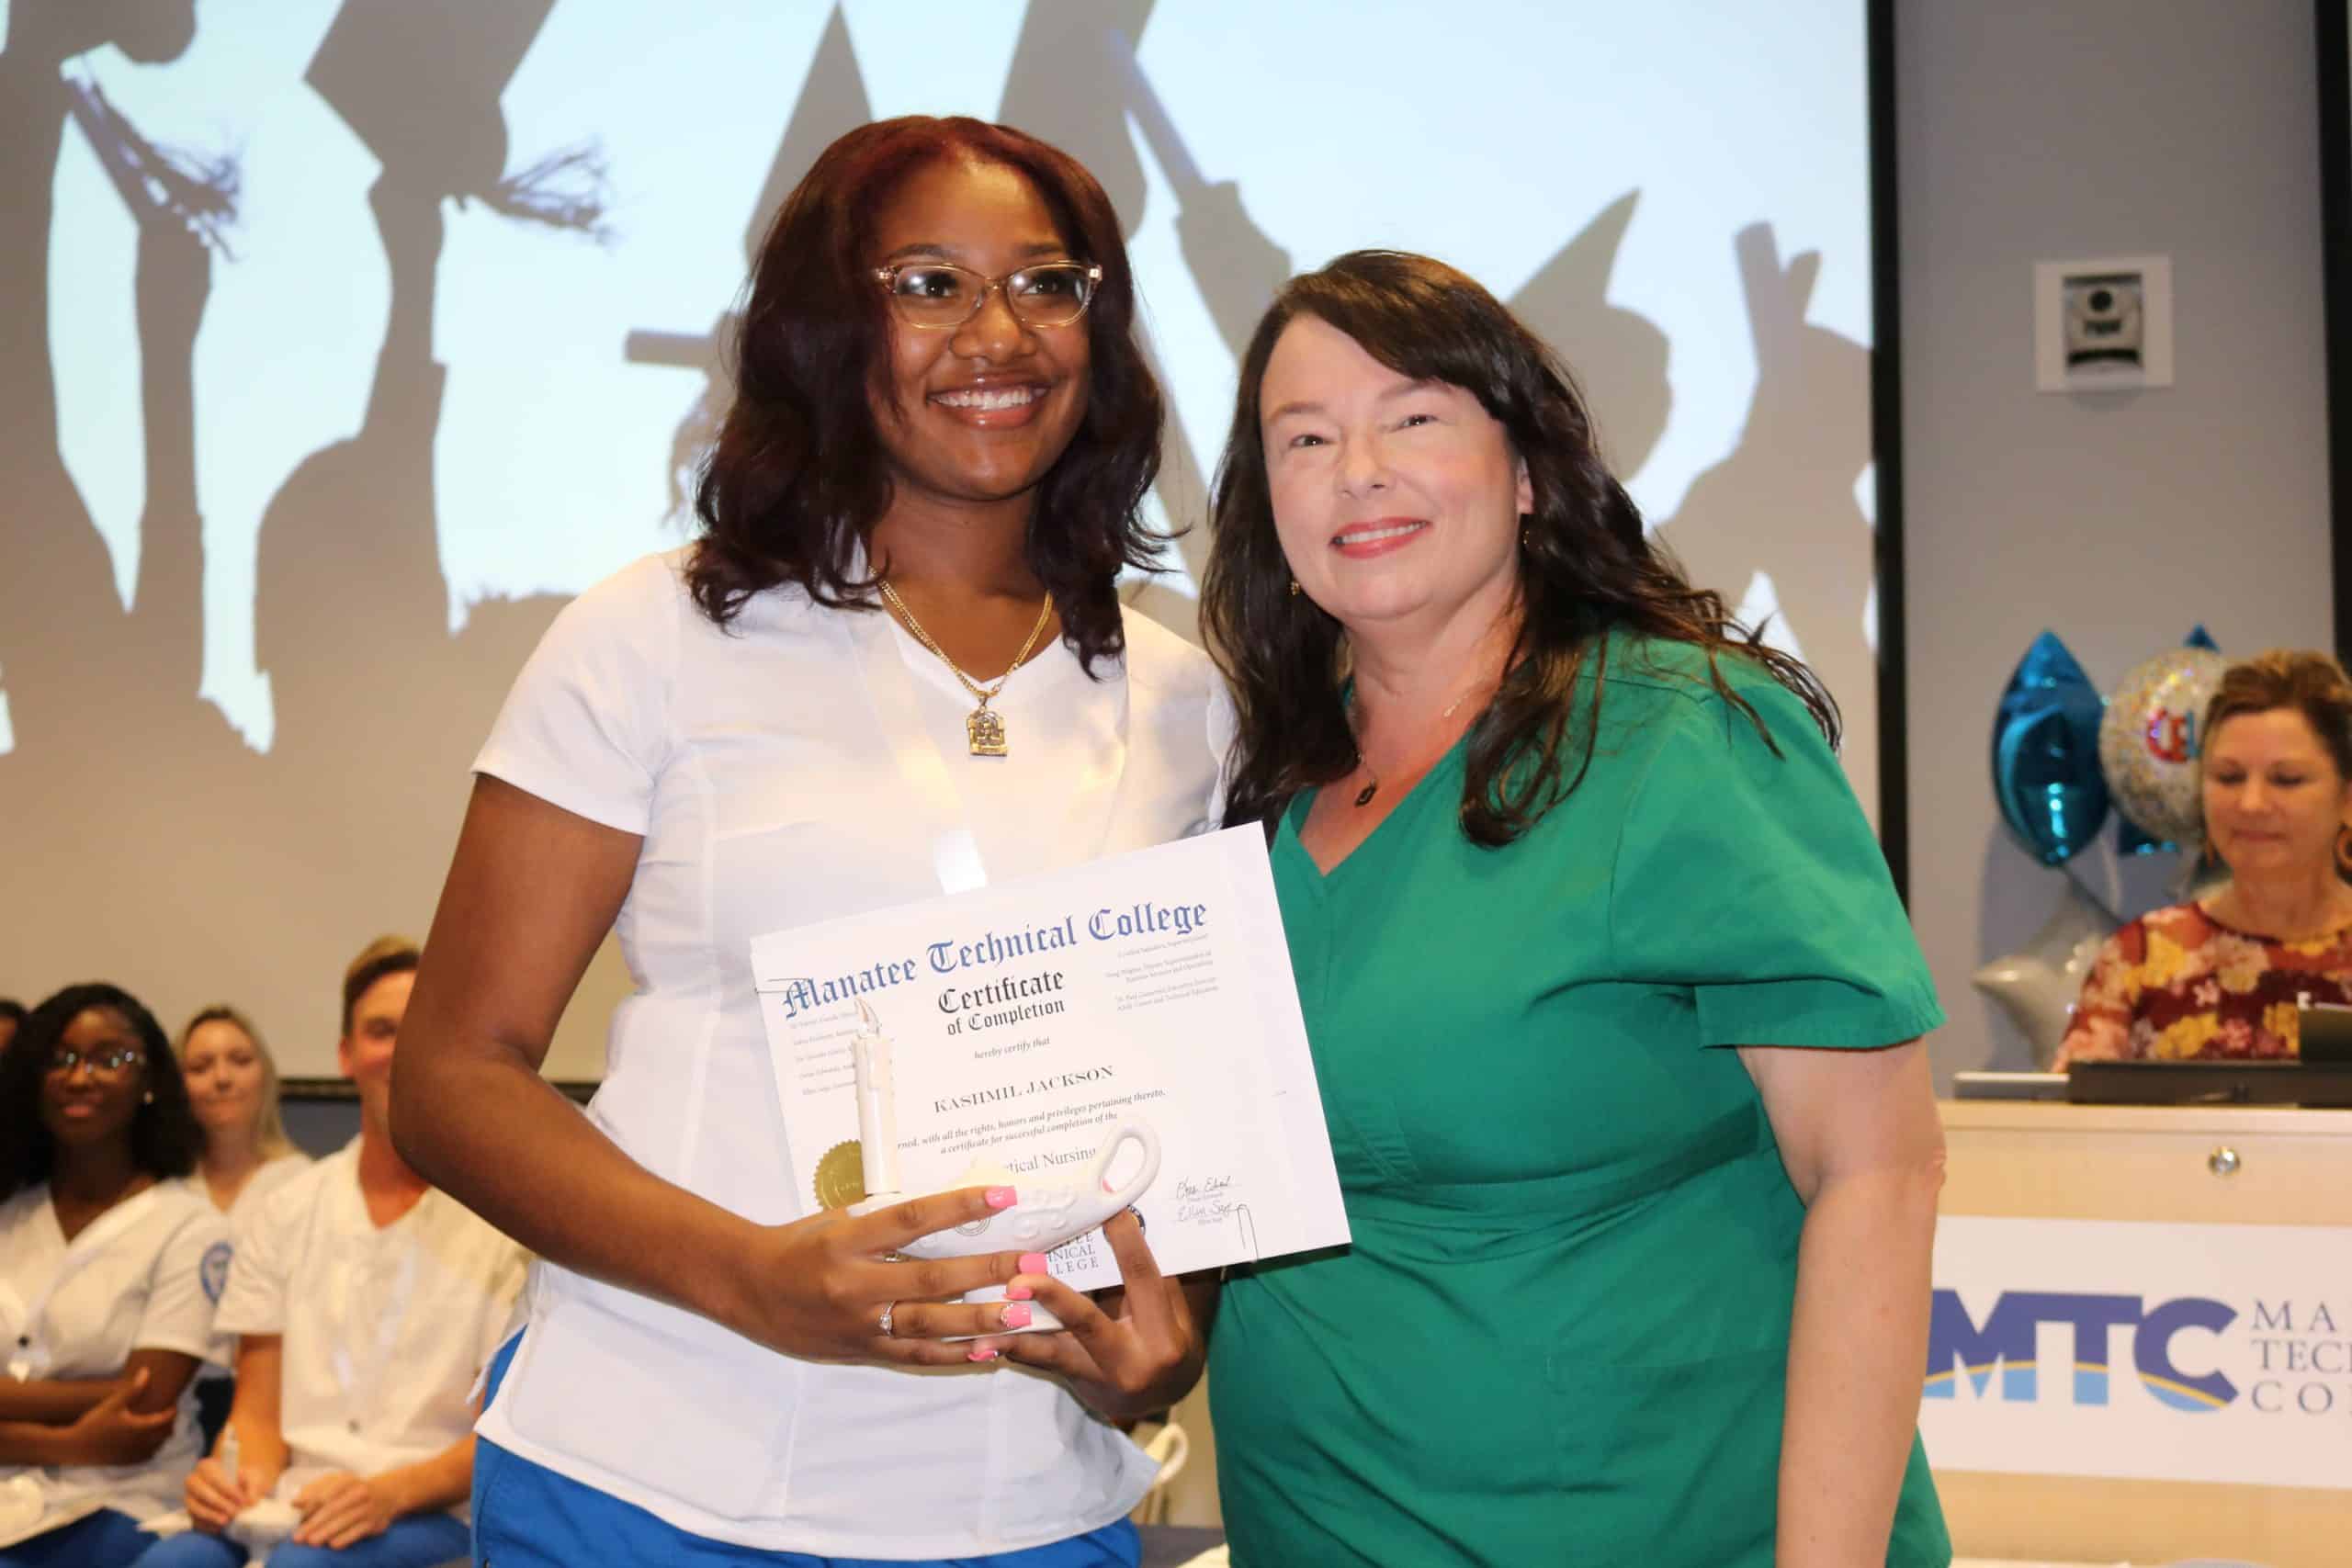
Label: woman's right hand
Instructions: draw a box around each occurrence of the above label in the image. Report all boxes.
[185,1454,256,1533]
[723,1184,1043,1366]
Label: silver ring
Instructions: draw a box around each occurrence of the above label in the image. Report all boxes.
[878,1301,898,1338]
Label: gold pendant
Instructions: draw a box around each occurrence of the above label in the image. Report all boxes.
[967,705,1008,757]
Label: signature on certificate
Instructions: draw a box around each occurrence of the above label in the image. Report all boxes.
[1173,1172,1244,1224]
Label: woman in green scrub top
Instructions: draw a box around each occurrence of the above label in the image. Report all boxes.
[1194,251,1952,1568]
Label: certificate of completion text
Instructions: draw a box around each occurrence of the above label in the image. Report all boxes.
[751,827,1349,1289]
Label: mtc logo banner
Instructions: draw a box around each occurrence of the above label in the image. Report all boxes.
[1922,1217,2352,1489]
[1928,1289,2236,1411]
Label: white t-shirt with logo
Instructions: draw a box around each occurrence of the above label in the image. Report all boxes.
[0,1180,230,1540]
[187,1152,312,1373]
[469,549,1227,1555]
[214,1141,526,1512]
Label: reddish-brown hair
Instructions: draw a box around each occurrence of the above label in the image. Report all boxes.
[2205,649,2352,780]
[686,116,1167,672]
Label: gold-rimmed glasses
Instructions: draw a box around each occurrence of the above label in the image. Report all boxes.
[871,261,1102,331]
[48,1045,146,1077]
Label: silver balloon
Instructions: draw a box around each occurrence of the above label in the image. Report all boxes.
[1973,876,2121,1066]
[2098,648,2227,844]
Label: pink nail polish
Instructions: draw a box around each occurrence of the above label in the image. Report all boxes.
[1002,1303,1034,1328]
[1019,1251,1048,1273]
[1006,1283,1033,1301]
[986,1186,1018,1209]
[967,1347,1001,1361]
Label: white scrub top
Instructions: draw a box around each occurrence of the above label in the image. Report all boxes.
[213,1140,526,1512]
[0,1180,230,1534]
[186,1152,312,1373]
[469,549,1227,1555]
[213,1153,313,1233]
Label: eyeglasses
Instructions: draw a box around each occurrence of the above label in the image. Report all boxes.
[47,1047,145,1076]
[871,261,1102,331]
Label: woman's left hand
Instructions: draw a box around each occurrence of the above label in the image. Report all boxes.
[60,1370,177,1466]
[290,1471,399,1549]
[965,1211,1207,1422]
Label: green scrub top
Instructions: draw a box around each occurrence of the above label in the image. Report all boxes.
[1207,637,1951,1568]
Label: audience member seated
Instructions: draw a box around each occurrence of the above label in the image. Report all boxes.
[134,938,526,1568]
[2060,649,2352,1064]
[0,984,229,1568]
[175,1008,311,1451]
[177,1008,310,1225]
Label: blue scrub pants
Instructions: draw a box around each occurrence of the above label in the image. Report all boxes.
[0,1508,153,1568]
[470,1338,1141,1568]
[131,1515,471,1568]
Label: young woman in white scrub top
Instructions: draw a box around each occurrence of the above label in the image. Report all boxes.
[393,117,1219,1567]
[0,985,230,1568]
[174,1008,311,1447]
[176,1010,309,1227]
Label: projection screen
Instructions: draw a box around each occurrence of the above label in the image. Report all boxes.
[0,0,1883,1078]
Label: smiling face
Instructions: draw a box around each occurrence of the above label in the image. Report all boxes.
[866,157,1092,518]
[2201,706,2352,881]
[337,970,412,1134]
[41,1006,148,1153]
[183,1017,266,1141]
[1260,315,1531,638]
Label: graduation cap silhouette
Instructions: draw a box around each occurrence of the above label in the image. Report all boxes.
[304,0,555,197]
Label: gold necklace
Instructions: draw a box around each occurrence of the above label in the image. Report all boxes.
[1351,682,1494,808]
[877,581,1055,757]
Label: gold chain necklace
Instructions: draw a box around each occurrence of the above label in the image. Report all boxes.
[877,581,1055,757]
[1350,682,1495,807]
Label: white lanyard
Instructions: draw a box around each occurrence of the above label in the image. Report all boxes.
[322,1219,425,1433]
[4,1186,165,1381]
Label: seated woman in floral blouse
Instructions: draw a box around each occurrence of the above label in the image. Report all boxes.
[2060,649,2352,1065]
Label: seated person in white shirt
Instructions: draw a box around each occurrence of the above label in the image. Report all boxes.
[173,1007,312,1452]
[0,984,229,1568]
[176,1007,311,1227]
[136,939,526,1568]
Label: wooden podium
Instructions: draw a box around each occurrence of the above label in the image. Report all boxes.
[1937,1099,2352,1567]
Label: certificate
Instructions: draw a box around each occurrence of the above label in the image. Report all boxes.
[751,826,1349,1290]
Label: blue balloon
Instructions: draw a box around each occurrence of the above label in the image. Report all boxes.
[1993,632,2110,864]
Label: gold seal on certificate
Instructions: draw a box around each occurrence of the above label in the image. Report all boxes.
[753,826,1352,1292]
[813,1140,866,1209]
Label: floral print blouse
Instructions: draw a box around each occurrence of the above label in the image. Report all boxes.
[2057,899,2352,1065]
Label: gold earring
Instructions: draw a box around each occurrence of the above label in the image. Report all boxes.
[1289,580,1301,596]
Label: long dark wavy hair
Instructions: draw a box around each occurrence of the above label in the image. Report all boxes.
[686,116,1168,672]
[0,983,203,1200]
[1202,251,1838,847]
